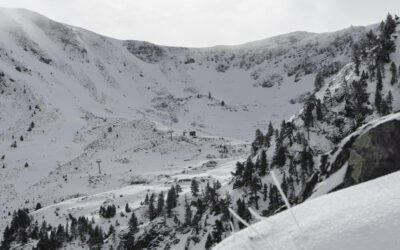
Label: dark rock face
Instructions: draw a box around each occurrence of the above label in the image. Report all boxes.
[342,120,400,188]
[299,119,400,201]
[124,41,165,63]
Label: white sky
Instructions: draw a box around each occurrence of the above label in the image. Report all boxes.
[1,0,399,47]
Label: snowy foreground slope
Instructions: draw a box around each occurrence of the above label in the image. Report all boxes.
[215,170,400,250]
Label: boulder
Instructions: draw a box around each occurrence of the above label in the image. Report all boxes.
[300,118,400,201]
[342,120,400,188]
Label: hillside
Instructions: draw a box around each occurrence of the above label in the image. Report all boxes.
[0,7,364,220]
[214,13,400,250]
[1,7,399,250]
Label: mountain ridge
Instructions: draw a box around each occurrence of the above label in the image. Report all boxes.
[0,7,372,49]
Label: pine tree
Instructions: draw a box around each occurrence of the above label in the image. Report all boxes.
[250,176,261,209]
[144,194,149,205]
[259,150,268,176]
[375,84,383,113]
[204,182,212,203]
[148,193,156,221]
[235,199,250,229]
[232,162,245,189]
[17,228,28,244]
[302,97,314,139]
[183,196,192,226]
[380,97,389,115]
[377,66,383,91]
[381,91,394,115]
[128,212,138,234]
[390,62,398,85]
[242,160,254,186]
[316,99,323,121]
[156,192,165,215]
[300,145,314,175]
[107,224,115,238]
[1,226,12,249]
[251,129,264,153]
[213,180,221,191]
[232,161,244,177]
[205,233,214,249]
[35,203,42,210]
[384,13,397,35]
[281,175,288,196]
[386,91,393,113]
[30,222,39,240]
[125,203,131,213]
[279,120,286,145]
[55,224,66,246]
[1,209,32,248]
[191,179,199,197]
[166,186,177,217]
[267,121,274,137]
[264,133,271,147]
[349,79,370,119]
[377,14,397,63]
[212,220,224,243]
[99,204,116,218]
[70,219,77,240]
[314,73,324,90]
[273,145,286,167]
[262,184,268,201]
[288,157,299,183]
[120,231,135,250]
[268,185,281,212]
[284,122,295,146]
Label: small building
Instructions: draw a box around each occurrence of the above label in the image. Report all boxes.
[189,131,196,137]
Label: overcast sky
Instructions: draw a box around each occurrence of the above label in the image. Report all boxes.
[1,0,399,47]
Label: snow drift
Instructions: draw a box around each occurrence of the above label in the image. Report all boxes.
[215,170,400,250]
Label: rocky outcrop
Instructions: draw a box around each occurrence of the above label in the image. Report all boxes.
[341,119,400,188]
[300,118,400,201]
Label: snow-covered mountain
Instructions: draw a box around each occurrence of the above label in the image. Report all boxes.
[0,7,363,216]
[1,7,399,250]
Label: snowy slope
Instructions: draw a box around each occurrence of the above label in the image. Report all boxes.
[0,7,367,218]
[0,8,383,249]
[215,170,400,250]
